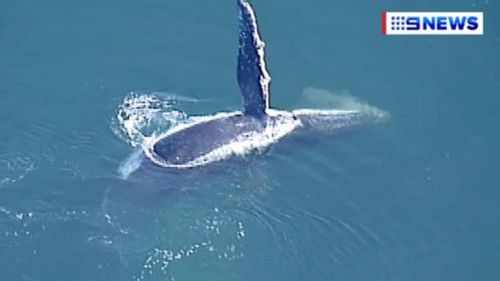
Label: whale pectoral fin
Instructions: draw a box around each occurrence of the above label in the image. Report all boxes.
[237,0,270,118]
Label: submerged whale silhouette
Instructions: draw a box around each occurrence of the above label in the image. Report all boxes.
[143,0,388,168]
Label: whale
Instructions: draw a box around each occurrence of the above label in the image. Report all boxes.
[142,0,388,169]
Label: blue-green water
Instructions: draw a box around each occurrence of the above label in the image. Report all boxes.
[1,0,500,280]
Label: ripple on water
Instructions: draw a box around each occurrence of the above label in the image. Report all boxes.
[1,114,117,185]
[0,153,36,188]
[99,167,259,280]
[131,207,247,281]
[247,141,459,281]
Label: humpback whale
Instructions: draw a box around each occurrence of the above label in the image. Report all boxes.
[143,0,388,169]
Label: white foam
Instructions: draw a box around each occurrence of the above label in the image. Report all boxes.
[113,92,190,148]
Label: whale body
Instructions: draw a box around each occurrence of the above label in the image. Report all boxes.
[144,0,388,168]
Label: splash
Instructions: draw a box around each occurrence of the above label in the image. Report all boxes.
[113,92,199,174]
[113,92,192,148]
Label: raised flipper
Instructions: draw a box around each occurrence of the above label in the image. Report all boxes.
[237,0,271,118]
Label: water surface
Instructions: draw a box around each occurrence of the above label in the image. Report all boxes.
[1,0,499,280]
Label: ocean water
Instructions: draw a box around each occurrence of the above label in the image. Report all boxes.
[1,0,499,280]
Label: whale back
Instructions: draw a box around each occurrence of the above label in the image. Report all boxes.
[237,0,271,118]
[150,114,264,166]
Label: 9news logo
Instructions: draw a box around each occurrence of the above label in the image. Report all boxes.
[382,12,483,35]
